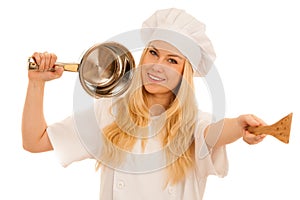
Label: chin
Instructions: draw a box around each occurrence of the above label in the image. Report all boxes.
[144,84,171,95]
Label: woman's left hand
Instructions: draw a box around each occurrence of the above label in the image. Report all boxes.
[238,114,267,145]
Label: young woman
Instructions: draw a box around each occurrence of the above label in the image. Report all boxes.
[22,8,266,200]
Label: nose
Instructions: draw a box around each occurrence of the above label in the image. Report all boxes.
[151,63,164,73]
[151,58,165,72]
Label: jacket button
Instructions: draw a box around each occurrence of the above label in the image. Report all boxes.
[117,180,125,189]
[168,186,175,194]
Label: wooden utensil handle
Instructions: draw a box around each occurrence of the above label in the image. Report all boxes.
[246,125,275,135]
[246,113,292,144]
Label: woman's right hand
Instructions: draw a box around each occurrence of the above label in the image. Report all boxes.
[28,52,64,82]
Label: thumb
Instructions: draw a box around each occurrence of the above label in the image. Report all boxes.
[53,66,64,78]
[240,114,260,127]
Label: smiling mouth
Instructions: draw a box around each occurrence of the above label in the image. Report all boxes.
[148,73,165,82]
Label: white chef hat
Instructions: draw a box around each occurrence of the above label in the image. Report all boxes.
[141,8,216,76]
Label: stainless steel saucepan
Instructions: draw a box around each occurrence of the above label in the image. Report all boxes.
[28,42,135,98]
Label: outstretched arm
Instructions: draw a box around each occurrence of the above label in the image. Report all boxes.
[204,114,267,148]
[22,52,63,152]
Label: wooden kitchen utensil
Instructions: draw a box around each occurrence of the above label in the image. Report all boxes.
[246,113,293,144]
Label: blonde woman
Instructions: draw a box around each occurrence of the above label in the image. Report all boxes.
[22,8,266,200]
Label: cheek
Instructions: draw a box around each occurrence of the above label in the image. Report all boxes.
[141,68,147,84]
[166,69,182,87]
[141,54,153,65]
[141,65,150,84]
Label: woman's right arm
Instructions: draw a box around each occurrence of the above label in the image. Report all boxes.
[22,52,63,153]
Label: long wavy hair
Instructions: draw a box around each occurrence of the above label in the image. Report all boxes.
[97,47,199,185]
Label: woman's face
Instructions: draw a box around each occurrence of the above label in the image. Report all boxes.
[141,40,186,96]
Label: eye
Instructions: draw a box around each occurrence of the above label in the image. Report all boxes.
[149,49,158,56]
[168,58,178,64]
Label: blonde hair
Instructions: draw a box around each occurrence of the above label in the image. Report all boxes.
[97,48,199,185]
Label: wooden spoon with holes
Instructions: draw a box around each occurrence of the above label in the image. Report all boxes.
[246,113,293,144]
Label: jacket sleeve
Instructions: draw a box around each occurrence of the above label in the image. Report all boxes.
[47,98,114,167]
[47,114,93,167]
[194,111,229,178]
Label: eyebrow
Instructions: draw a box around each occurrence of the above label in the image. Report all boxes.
[149,45,184,60]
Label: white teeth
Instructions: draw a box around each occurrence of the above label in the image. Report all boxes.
[148,74,164,81]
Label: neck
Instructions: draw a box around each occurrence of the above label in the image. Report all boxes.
[145,92,174,116]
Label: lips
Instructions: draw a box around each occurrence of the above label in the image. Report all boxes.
[148,73,165,82]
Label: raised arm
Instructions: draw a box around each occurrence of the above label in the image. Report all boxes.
[22,52,63,152]
[204,114,267,148]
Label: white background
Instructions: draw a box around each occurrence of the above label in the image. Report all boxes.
[1,0,300,199]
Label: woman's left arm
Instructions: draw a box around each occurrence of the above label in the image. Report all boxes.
[204,115,267,148]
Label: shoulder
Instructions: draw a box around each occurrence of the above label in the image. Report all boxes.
[93,97,120,115]
[197,110,213,124]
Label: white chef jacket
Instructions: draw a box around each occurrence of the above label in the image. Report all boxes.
[47,98,228,200]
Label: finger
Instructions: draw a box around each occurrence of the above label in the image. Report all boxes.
[253,116,267,126]
[249,131,266,141]
[247,114,268,127]
[49,53,57,70]
[44,52,51,71]
[253,135,265,144]
[245,114,260,127]
[32,52,41,66]
[243,134,255,145]
[243,132,264,145]
[39,52,46,71]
